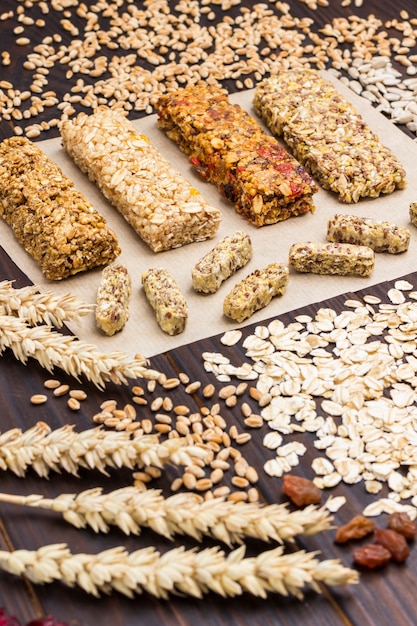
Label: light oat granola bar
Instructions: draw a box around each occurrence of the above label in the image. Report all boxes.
[254,70,406,203]
[142,267,188,335]
[223,263,289,323]
[192,231,252,294]
[0,136,120,280]
[156,83,318,227]
[60,107,221,252]
[289,242,374,277]
[95,264,132,336]
[327,214,410,254]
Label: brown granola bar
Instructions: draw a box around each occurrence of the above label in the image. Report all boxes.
[192,231,252,294]
[327,214,410,254]
[142,268,188,335]
[156,83,318,227]
[254,70,406,203]
[289,242,374,277]
[60,107,221,253]
[95,264,132,336]
[223,263,289,322]
[0,136,120,280]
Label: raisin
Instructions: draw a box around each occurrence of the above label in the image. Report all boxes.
[335,514,376,543]
[387,512,417,541]
[353,544,392,569]
[375,528,410,563]
[281,474,321,507]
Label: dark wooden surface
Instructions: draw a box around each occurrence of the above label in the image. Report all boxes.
[0,0,416,142]
[1,1,417,624]
[2,245,417,626]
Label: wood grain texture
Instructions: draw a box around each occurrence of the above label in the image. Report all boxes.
[1,245,417,626]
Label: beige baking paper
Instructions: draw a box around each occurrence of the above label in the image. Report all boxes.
[1,72,417,358]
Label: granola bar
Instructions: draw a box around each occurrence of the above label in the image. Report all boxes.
[0,136,120,280]
[223,263,289,322]
[289,242,374,277]
[327,214,410,254]
[156,83,318,227]
[142,268,188,335]
[192,231,253,294]
[254,70,407,203]
[60,107,221,253]
[95,264,132,336]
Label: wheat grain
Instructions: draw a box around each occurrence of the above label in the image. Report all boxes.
[0,488,333,545]
[0,422,209,478]
[0,542,358,599]
[0,314,159,388]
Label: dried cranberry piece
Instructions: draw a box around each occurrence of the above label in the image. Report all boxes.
[0,608,22,626]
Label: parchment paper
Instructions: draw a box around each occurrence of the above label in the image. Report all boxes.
[2,72,417,358]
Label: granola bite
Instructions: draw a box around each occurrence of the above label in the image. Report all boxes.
[156,83,318,227]
[60,107,221,252]
[142,267,188,336]
[327,214,410,254]
[289,241,375,277]
[95,264,132,336]
[192,231,253,294]
[254,70,406,203]
[223,262,289,322]
[0,136,120,280]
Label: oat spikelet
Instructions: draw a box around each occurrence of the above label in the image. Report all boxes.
[0,280,94,327]
[0,488,333,545]
[0,542,358,599]
[0,314,159,387]
[0,422,209,478]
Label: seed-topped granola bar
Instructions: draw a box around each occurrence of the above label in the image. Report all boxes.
[254,70,406,203]
[0,136,120,280]
[156,83,318,227]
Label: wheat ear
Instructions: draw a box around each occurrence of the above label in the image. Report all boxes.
[0,314,160,387]
[0,280,93,327]
[0,487,334,545]
[0,421,209,478]
[0,542,358,599]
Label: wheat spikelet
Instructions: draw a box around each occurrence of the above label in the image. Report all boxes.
[0,314,160,387]
[0,542,358,599]
[0,280,93,327]
[0,487,334,545]
[0,422,209,478]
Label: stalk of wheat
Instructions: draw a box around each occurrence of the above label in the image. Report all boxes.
[0,542,358,599]
[0,314,159,387]
[0,421,209,477]
[0,487,333,545]
[0,280,93,327]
